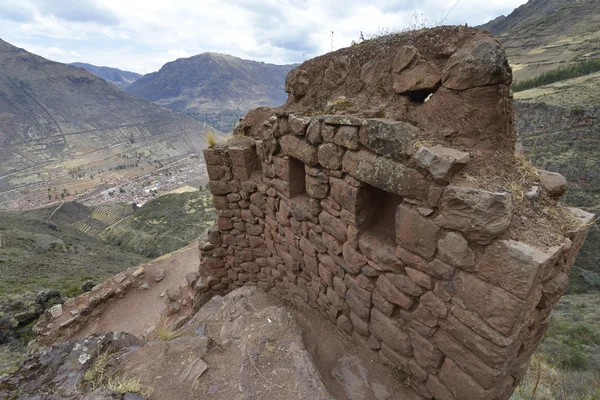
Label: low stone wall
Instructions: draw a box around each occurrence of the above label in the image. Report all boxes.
[196,27,594,400]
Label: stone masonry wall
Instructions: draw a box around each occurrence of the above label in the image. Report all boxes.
[196,27,594,400]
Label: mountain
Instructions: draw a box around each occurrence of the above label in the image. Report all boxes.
[0,38,214,209]
[479,0,600,81]
[69,62,141,88]
[125,52,296,132]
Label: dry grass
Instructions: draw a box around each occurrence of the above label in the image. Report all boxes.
[82,351,113,388]
[206,129,216,147]
[156,324,184,341]
[511,350,600,400]
[107,376,153,397]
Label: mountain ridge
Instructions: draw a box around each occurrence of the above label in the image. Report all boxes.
[125,52,296,132]
[69,62,141,88]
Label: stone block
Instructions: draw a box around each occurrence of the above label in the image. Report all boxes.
[375,274,414,310]
[372,288,395,316]
[206,164,227,181]
[414,145,470,183]
[370,308,412,356]
[359,232,403,272]
[288,114,310,135]
[334,125,360,150]
[307,118,323,144]
[343,149,429,199]
[454,271,526,336]
[342,242,367,275]
[318,143,345,169]
[439,358,493,400]
[478,240,562,300]
[306,174,329,199]
[280,135,319,166]
[319,211,347,242]
[409,329,444,371]
[386,272,422,296]
[209,181,232,195]
[203,148,222,165]
[405,267,433,289]
[329,177,368,214]
[396,205,440,259]
[346,290,371,321]
[435,186,513,244]
[359,119,420,160]
[437,232,475,270]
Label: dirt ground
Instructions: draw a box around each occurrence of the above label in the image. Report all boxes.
[73,243,199,339]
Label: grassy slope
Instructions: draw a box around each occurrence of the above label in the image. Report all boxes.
[0,208,148,299]
[101,188,216,258]
[512,294,600,399]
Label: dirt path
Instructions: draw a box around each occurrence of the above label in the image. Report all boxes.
[74,242,199,338]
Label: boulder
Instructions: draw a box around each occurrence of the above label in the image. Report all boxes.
[539,170,567,198]
[443,37,512,90]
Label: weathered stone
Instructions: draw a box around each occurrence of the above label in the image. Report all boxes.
[435,186,513,244]
[443,37,512,90]
[414,145,470,183]
[337,314,353,334]
[372,288,395,316]
[386,273,422,296]
[478,240,561,300]
[359,232,403,272]
[288,114,311,136]
[370,308,412,356]
[280,135,319,166]
[359,119,420,160]
[329,177,367,214]
[454,271,526,336]
[319,211,347,242]
[540,170,567,198]
[306,119,323,144]
[334,126,360,150]
[342,242,367,274]
[350,311,369,335]
[209,181,232,195]
[405,267,433,289]
[305,174,329,199]
[426,374,456,400]
[323,115,363,126]
[285,68,309,99]
[318,143,345,169]
[409,330,444,371]
[346,290,371,321]
[439,358,492,400]
[375,274,414,310]
[343,150,429,199]
[203,148,222,165]
[396,205,440,259]
[206,164,227,181]
[437,232,475,270]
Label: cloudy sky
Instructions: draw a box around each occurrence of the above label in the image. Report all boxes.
[0,0,527,74]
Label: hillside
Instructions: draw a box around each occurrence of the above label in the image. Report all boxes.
[70,62,141,88]
[125,52,295,132]
[0,38,214,210]
[479,0,600,81]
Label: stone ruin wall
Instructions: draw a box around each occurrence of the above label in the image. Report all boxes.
[195,27,594,400]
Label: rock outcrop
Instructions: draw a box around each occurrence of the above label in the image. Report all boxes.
[197,26,593,400]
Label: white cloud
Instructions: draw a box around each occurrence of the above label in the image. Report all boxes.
[0,0,527,74]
